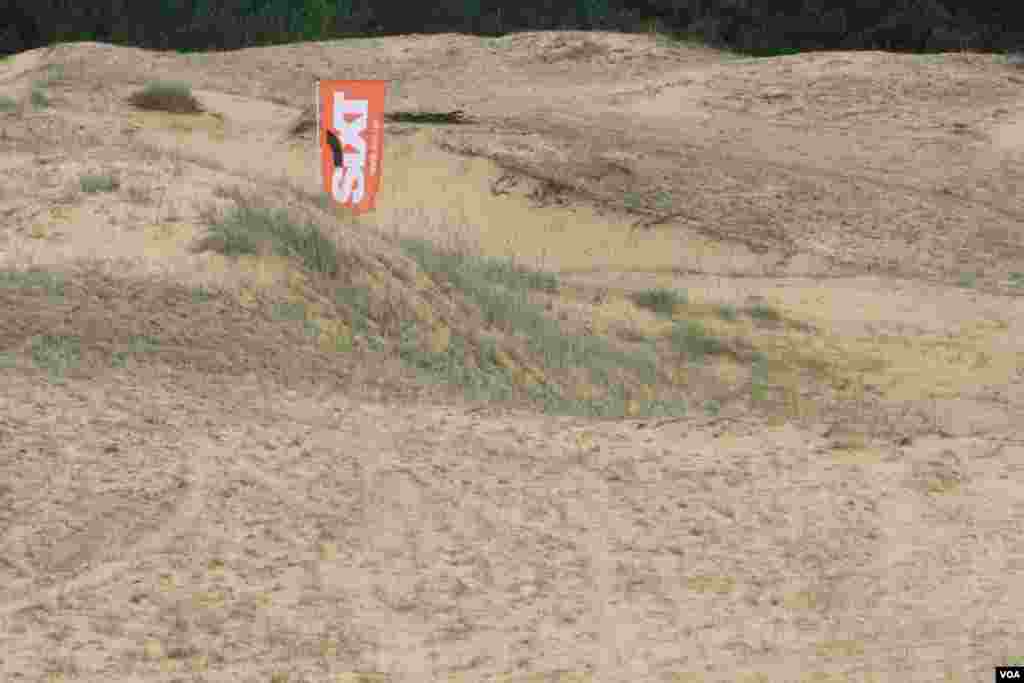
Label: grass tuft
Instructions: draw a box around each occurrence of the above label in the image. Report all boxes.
[716,303,738,321]
[751,352,770,403]
[0,95,18,112]
[36,64,65,87]
[31,334,80,380]
[631,287,687,317]
[30,88,49,109]
[191,285,213,302]
[79,173,120,194]
[111,335,160,367]
[747,301,781,322]
[195,201,339,277]
[127,80,204,114]
[0,268,65,297]
[400,238,677,417]
[669,320,722,363]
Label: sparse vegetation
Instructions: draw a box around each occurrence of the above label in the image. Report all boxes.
[272,300,307,322]
[30,334,80,380]
[747,301,781,322]
[36,63,65,87]
[191,285,213,302]
[397,321,517,404]
[195,200,339,276]
[127,80,204,114]
[669,319,722,364]
[958,271,977,288]
[111,335,160,367]
[751,352,770,403]
[0,268,65,297]
[79,172,120,193]
[631,287,687,317]
[1009,272,1024,289]
[400,237,684,417]
[652,190,672,211]
[30,88,49,108]
[717,303,738,321]
[0,95,18,112]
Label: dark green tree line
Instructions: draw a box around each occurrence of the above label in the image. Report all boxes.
[1,0,1020,59]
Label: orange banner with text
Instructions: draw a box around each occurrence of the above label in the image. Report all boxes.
[317,80,385,214]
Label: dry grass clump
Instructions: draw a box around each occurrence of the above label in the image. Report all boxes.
[127,80,204,114]
[288,104,317,136]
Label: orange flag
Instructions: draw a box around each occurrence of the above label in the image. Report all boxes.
[316,80,385,214]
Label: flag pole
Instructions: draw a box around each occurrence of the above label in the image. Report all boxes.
[314,79,320,200]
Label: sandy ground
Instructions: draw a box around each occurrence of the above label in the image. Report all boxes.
[1,32,1024,682]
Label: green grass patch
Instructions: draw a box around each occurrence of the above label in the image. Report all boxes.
[0,352,16,369]
[333,285,372,331]
[36,64,65,87]
[197,202,339,277]
[190,285,213,302]
[302,318,321,339]
[399,238,680,417]
[333,285,389,351]
[399,324,517,404]
[272,300,307,322]
[111,334,160,367]
[652,190,672,211]
[30,88,49,109]
[958,271,977,288]
[0,268,65,297]
[400,238,559,295]
[747,301,781,322]
[127,80,203,114]
[631,287,687,317]
[669,320,722,364]
[269,300,327,341]
[716,303,737,321]
[0,95,17,113]
[399,320,686,418]
[79,173,120,194]
[751,352,769,403]
[31,334,80,380]
[1009,272,1024,289]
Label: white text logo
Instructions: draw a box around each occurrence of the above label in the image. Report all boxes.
[330,93,368,204]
